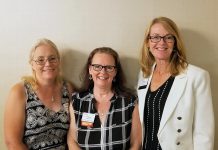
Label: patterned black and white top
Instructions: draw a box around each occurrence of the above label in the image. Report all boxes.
[72,90,137,150]
[143,76,175,150]
[23,81,70,150]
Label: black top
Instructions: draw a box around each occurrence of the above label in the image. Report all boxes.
[72,90,137,150]
[23,81,70,150]
[143,76,175,150]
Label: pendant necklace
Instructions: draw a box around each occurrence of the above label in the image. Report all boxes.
[98,111,104,116]
[51,96,55,102]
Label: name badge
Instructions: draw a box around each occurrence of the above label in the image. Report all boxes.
[81,113,95,127]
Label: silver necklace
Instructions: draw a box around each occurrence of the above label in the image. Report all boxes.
[98,111,104,116]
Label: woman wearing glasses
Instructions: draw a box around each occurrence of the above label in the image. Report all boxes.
[68,47,142,150]
[4,38,73,150]
[137,17,214,150]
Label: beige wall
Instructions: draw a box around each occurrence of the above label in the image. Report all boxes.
[0,0,217,149]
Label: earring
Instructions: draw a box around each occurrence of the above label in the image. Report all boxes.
[89,74,92,80]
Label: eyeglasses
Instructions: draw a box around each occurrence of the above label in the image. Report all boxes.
[91,64,116,72]
[33,56,58,65]
[149,34,175,43]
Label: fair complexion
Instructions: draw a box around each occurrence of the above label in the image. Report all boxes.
[89,53,117,123]
[89,53,117,91]
[89,53,142,149]
[68,52,141,149]
[148,23,175,91]
[31,44,60,84]
[4,83,28,150]
[4,44,64,149]
[148,23,174,63]
[68,53,117,149]
[130,104,142,150]
[31,45,62,112]
[68,102,81,150]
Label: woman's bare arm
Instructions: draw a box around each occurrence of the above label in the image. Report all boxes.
[129,103,142,150]
[4,83,28,150]
[67,102,81,150]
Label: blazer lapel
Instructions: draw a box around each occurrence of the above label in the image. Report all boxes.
[137,69,154,122]
[158,72,187,134]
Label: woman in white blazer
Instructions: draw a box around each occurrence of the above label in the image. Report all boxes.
[137,17,214,150]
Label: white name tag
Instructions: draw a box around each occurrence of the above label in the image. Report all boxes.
[81,113,95,123]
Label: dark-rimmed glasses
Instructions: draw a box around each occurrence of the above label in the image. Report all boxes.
[149,34,175,43]
[33,56,58,65]
[91,64,116,72]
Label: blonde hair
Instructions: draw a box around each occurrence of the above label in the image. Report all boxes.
[139,17,188,77]
[22,38,62,90]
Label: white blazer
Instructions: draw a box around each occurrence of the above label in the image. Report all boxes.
[137,64,214,150]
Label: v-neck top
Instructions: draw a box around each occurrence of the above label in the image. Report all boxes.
[143,76,175,150]
[23,81,70,150]
[72,90,137,150]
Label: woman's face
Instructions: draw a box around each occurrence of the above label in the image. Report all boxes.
[89,53,117,90]
[31,44,60,82]
[148,23,175,62]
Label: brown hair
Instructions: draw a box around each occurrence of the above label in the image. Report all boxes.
[80,47,134,97]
